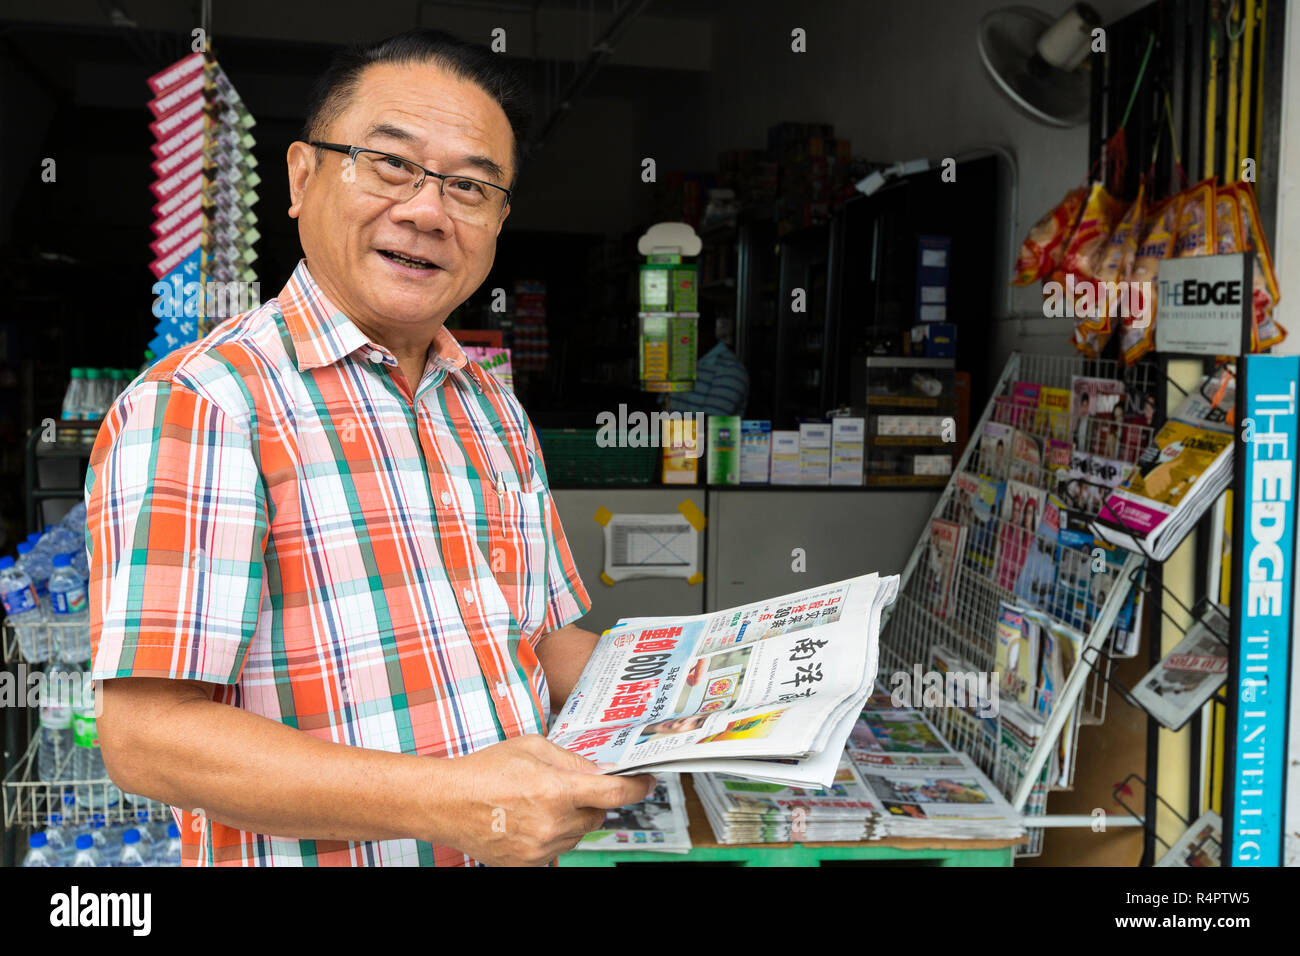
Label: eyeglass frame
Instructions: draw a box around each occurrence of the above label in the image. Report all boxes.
[308,141,513,216]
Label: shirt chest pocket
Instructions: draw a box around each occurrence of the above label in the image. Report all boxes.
[480,482,550,639]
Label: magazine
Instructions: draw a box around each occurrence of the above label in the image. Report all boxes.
[1094,368,1235,560]
[979,422,1014,478]
[1154,810,1222,867]
[966,475,1005,572]
[1010,429,1042,484]
[572,773,693,854]
[548,573,900,788]
[925,519,966,619]
[994,480,1045,590]
[1070,375,1126,457]
[1014,493,1063,609]
[995,602,1040,708]
[1039,386,1071,440]
[1129,609,1230,730]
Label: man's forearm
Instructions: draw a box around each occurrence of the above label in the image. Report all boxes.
[535,624,600,710]
[98,678,448,846]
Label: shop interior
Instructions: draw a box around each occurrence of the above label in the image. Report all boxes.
[0,0,1295,870]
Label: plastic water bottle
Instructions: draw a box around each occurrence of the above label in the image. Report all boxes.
[73,698,119,810]
[23,832,59,867]
[117,829,150,866]
[48,554,91,663]
[43,812,75,860]
[1,554,46,662]
[128,809,160,855]
[162,823,182,866]
[70,833,106,867]
[60,368,86,421]
[61,501,87,532]
[17,541,53,596]
[38,661,79,782]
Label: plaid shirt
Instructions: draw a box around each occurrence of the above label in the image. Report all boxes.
[86,261,590,866]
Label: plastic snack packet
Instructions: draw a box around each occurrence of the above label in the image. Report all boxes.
[1232,181,1286,351]
[1173,178,1216,258]
[1012,186,1087,286]
[1120,192,1182,365]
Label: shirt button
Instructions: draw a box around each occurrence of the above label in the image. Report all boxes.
[440,491,451,506]
[368,351,385,364]
[495,681,508,698]
[463,588,475,605]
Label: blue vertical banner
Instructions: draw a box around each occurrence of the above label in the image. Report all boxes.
[1229,354,1297,866]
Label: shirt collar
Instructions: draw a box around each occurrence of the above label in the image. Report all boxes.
[276,259,482,389]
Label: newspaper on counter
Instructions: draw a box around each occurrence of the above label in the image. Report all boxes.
[695,756,875,844]
[548,573,900,789]
[572,773,692,854]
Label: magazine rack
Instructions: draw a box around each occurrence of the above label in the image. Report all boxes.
[879,351,1156,857]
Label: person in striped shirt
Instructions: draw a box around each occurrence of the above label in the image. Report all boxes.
[88,29,653,867]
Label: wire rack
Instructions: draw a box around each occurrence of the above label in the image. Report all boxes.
[2,733,170,829]
[879,352,1153,858]
[2,618,93,666]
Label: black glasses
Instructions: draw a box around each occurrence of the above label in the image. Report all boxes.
[309,141,512,226]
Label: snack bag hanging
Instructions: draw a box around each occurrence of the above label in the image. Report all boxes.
[1232,181,1285,351]
[1083,183,1145,339]
[1214,183,1244,255]
[1012,186,1087,286]
[1060,183,1127,285]
[1172,178,1216,258]
[1120,192,1182,365]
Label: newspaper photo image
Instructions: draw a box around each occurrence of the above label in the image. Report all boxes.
[572,774,693,854]
[548,573,899,788]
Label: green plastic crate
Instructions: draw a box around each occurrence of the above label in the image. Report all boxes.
[538,428,659,486]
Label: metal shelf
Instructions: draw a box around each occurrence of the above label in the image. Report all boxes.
[864,356,956,369]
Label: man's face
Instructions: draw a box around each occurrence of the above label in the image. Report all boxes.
[287,61,513,336]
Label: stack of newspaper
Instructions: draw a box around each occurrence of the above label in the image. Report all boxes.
[548,573,900,789]
[694,756,875,844]
[1093,366,1235,561]
[846,693,1025,842]
[571,774,693,854]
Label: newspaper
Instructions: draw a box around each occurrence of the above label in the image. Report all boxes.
[548,573,900,788]
[1154,810,1222,867]
[571,773,692,854]
[1129,609,1230,730]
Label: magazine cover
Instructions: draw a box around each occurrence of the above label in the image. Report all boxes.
[1014,494,1064,609]
[1119,387,1157,462]
[994,480,1045,590]
[1039,386,1071,440]
[946,471,980,528]
[995,602,1040,708]
[1056,448,1095,512]
[1010,429,1042,484]
[1129,612,1230,730]
[967,475,1006,572]
[1069,375,1126,457]
[1010,381,1041,430]
[926,518,966,619]
[979,422,1014,478]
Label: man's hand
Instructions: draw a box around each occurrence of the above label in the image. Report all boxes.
[435,735,655,866]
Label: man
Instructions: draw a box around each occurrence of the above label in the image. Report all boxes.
[87,29,652,867]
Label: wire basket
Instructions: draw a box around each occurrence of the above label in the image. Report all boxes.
[2,618,93,666]
[3,733,170,829]
[538,428,661,485]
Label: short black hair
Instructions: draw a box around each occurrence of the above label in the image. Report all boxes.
[302,28,533,188]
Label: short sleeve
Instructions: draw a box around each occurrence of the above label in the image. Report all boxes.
[86,379,268,684]
[527,427,591,636]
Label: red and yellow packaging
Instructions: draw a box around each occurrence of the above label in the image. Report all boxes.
[1012,186,1087,286]
[1173,178,1216,258]
[1060,183,1127,285]
[1231,181,1285,351]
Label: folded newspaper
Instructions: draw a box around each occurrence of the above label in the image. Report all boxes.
[572,773,693,854]
[548,573,900,789]
[1093,367,1235,561]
